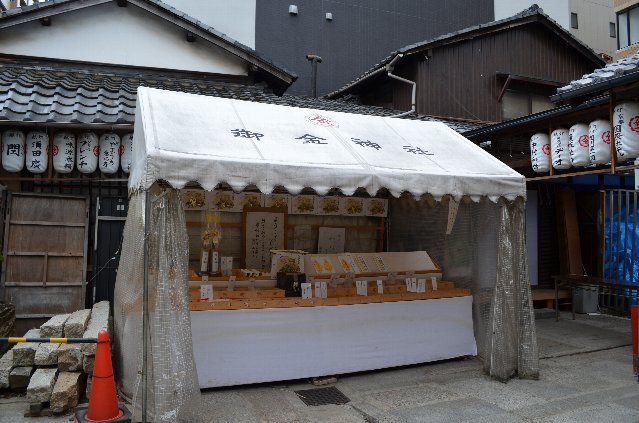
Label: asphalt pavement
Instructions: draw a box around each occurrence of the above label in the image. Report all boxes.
[1,311,636,422]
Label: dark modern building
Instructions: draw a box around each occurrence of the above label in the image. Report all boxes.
[255,0,493,96]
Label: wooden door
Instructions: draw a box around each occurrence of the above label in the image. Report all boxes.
[92,196,127,308]
[1,193,89,333]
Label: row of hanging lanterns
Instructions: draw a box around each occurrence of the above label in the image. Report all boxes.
[530,102,639,173]
[1,130,133,174]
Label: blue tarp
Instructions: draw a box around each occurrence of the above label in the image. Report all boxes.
[604,203,639,305]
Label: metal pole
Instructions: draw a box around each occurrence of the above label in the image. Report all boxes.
[632,191,637,285]
[609,191,613,280]
[306,54,322,98]
[624,190,630,283]
[0,337,97,343]
[311,60,317,98]
[142,191,150,423]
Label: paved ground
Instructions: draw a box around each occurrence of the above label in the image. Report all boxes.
[0,311,636,422]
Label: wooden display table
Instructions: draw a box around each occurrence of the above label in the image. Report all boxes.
[183,270,477,388]
[188,281,470,310]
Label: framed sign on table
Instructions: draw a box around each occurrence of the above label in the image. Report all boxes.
[242,207,288,269]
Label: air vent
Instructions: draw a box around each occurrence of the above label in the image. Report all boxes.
[294,386,350,406]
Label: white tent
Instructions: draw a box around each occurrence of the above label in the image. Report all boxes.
[115,87,537,422]
[129,87,525,200]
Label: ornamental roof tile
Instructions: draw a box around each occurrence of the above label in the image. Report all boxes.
[552,52,639,101]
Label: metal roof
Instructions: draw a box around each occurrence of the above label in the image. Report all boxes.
[325,4,604,99]
[0,61,481,134]
[0,0,297,94]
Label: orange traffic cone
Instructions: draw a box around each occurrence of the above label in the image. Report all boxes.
[75,329,131,423]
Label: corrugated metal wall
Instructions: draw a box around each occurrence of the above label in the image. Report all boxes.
[391,23,597,121]
[256,0,494,96]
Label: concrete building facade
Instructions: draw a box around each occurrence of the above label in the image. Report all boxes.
[615,0,639,57]
[495,0,616,57]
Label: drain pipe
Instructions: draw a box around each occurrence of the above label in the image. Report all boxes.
[386,54,416,118]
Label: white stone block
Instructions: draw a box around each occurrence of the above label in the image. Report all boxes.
[34,343,60,366]
[81,301,110,356]
[0,349,14,389]
[40,314,70,338]
[12,329,41,367]
[50,371,85,413]
[64,309,91,338]
[57,344,83,372]
[26,368,58,403]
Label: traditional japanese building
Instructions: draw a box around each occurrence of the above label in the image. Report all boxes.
[465,53,639,315]
[326,5,604,125]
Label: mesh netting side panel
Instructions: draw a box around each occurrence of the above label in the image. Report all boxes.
[388,196,538,380]
[388,197,500,359]
[508,200,539,379]
[114,193,145,406]
[483,199,539,381]
[114,190,206,422]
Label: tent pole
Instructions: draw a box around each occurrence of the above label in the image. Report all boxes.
[142,190,150,423]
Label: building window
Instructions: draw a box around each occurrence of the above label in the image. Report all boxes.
[571,12,578,29]
[610,22,616,38]
[617,6,639,49]
[502,91,553,121]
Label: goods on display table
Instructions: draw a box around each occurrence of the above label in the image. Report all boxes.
[182,192,467,313]
[189,250,470,311]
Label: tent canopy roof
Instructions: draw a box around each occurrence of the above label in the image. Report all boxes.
[130,87,525,202]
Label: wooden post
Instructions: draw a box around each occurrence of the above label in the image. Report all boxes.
[377,217,386,252]
[47,127,54,180]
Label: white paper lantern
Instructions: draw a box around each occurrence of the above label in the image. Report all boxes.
[613,102,639,160]
[2,130,25,173]
[25,131,49,174]
[76,132,99,174]
[550,128,571,170]
[53,132,76,174]
[120,133,133,173]
[589,119,612,165]
[568,123,590,167]
[99,133,120,174]
[530,133,550,173]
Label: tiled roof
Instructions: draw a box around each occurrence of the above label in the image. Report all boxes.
[552,53,639,101]
[326,4,603,99]
[0,62,481,134]
[0,0,297,92]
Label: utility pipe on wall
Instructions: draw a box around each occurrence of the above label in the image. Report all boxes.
[306,54,323,98]
[386,54,416,118]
